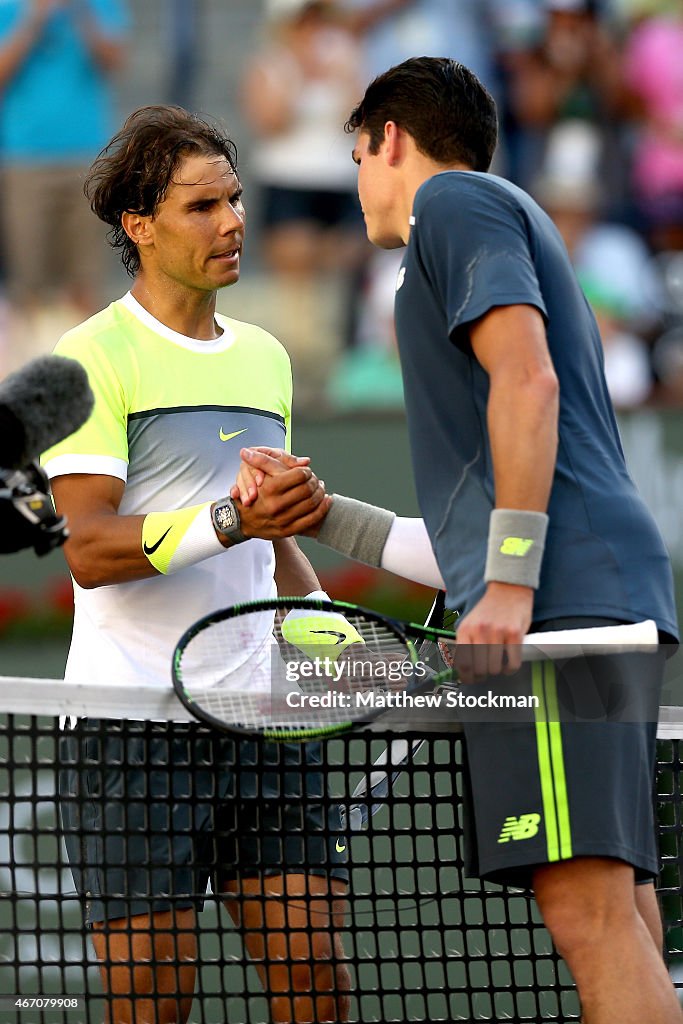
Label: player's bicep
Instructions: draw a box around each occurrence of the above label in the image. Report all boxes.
[469,304,555,383]
[51,474,125,524]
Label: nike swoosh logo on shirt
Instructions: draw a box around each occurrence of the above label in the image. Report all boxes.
[143,526,172,555]
[219,428,248,442]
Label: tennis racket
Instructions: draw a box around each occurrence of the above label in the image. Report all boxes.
[172,596,659,742]
[172,595,456,741]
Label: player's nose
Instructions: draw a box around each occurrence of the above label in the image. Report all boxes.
[218,201,245,235]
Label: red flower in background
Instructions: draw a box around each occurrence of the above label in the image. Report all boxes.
[47,578,74,616]
[318,564,434,622]
[0,588,32,632]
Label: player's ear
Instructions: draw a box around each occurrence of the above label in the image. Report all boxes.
[121,211,153,249]
[384,121,404,166]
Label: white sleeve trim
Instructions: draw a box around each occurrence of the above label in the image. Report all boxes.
[380,517,445,589]
[43,454,128,482]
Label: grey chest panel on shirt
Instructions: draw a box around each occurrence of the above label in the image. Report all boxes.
[126,405,286,492]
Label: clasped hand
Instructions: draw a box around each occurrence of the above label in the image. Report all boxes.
[231,447,331,539]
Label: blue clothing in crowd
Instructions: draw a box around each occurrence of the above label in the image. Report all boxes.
[0,0,129,163]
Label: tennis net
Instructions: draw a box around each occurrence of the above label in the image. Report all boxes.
[1,676,682,1023]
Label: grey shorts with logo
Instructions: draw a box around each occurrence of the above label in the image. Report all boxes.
[59,719,349,925]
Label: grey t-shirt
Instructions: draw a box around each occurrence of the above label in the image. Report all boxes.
[395,171,678,640]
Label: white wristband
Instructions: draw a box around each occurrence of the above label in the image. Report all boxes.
[142,502,224,575]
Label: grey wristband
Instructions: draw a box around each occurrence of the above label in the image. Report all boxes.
[316,495,396,567]
[484,508,548,588]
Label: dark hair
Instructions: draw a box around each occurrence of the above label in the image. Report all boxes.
[84,105,239,276]
[345,57,498,172]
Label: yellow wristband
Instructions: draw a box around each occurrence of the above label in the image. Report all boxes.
[142,501,223,574]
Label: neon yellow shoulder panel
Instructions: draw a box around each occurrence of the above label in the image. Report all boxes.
[41,299,292,467]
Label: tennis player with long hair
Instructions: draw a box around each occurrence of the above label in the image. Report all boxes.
[41,106,350,1024]
[233,57,682,1024]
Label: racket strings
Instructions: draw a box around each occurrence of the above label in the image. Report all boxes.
[176,607,414,734]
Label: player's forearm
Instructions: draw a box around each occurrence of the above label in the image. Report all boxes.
[64,502,232,588]
[317,497,445,589]
[381,516,444,588]
[274,538,321,597]
[487,369,559,512]
[62,511,158,588]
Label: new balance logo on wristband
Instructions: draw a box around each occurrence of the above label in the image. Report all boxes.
[499,537,534,557]
[498,813,541,843]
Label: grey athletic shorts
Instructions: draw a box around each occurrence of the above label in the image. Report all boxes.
[59,720,349,925]
[459,618,664,889]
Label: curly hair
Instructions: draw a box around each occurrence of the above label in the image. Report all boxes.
[84,106,239,277]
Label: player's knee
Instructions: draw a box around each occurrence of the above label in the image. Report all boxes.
[536,881,635,962]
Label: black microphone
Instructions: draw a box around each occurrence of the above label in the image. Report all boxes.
[0,355,94,469]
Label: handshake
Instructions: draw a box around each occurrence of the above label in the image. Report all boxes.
[226,446,333,541]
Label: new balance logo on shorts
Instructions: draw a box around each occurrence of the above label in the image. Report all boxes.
[498,813,541,843]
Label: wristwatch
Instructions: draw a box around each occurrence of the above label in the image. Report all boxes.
[211,497,247,544]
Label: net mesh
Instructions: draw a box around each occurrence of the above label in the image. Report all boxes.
[0,681,682,1023]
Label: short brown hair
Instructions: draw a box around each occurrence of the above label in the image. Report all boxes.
[346,57,498,172]
[85,105,239,276]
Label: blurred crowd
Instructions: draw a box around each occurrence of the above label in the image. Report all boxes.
[3,0,683,413]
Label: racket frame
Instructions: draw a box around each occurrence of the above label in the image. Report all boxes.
[172,596,454,740]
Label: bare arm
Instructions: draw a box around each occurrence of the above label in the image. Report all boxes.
[477,304,558,512]
[51,465,331,589]
[274,537,321,597]
[51,474,153,588]
[0,1,53,90]
[241,55,297,136]
[71,0,125,74]
[454,304,559,671]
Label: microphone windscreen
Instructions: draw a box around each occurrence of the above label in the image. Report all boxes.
[0,355,95,469]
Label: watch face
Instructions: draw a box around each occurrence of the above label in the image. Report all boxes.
[215,503,237,532]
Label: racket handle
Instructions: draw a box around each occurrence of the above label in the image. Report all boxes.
[522,619,659,661]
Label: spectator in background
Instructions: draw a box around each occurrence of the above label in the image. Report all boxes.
[0,0,128,372]
[330,0,500,410]
[533,121,659,407]
[581,277,654,407]
[622,1,683,251]
[339,0,497,87]
[167,0,199,109]
[240,0,367,404]
[500,0,628,205]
